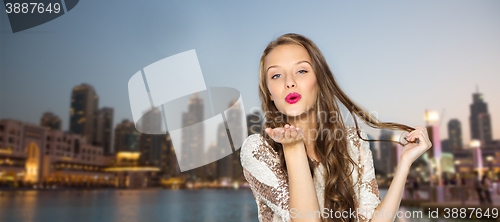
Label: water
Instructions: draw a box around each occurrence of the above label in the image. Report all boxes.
[0,189,258,222]
[0,189,494,222]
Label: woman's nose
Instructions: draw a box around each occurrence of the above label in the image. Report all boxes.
[286,76,296,88]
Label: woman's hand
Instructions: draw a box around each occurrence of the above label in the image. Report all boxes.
[265,124,305,148]
[399,126,433,168]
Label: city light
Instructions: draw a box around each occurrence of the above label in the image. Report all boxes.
[470,140,481,149]
[117,152,141,159]
[424,110,439,126]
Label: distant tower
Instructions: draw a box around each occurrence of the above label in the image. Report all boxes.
[70,83,98,143]
[139,107,163,167]
[379,129,394,175]
[40,112,61,130]
[247,110,263,136]
[448,119,463,150]
[94,107,114,154]
[114,119,140,152]
[216,122,233,180]
[367,134,375,151]
[225,99,244,181]
[181,93,204,179]
[469,87,492,143]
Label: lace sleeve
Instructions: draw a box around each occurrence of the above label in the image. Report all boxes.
[356,129,382,222]
[240,134,290,222]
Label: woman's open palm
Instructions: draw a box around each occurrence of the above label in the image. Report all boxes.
[265,124,305,147]
[400,126,433,167]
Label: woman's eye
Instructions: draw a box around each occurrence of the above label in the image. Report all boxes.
[271,74,281,79]
[297,70,308,74]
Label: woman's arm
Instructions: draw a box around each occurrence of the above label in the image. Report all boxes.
[370,162,410,222]
[284,142,322,222]
[370,126,432,222]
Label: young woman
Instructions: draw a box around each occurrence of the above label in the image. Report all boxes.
[240,33,432,222]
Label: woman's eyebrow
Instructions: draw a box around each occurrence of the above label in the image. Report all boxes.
[266,60,312,73]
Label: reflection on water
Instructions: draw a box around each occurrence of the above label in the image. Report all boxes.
[0,189,494,222]
[0,189,258,222]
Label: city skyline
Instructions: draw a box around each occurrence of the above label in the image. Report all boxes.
[1,1,499,146]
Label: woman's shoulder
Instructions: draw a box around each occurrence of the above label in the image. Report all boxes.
[241,133,291,222]
[240,133,278,161]
[240,133,283,186]
[344,125,372,165]
[345,125,370,150]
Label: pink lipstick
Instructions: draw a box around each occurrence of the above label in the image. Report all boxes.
[285,92,302,104]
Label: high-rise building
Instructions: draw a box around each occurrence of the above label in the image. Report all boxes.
[378,129,394,175]
[139,107,163,167]
[216,122,233,180]
[161,134,180,177]
[478,113,492,142]
[247,110,263,136]
[448,119,463,150]
[40,112,62,130]
[469,89,492,143]
[225,99,244,181]
[94,107,114,155]
[114,119,140,153]
[70,84,98,143]
[441,139,452,153]
[367,134,375,151]
[180,93,204,180]
[205,142,218,181]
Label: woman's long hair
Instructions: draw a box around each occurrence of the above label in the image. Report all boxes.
[258,33,414,222]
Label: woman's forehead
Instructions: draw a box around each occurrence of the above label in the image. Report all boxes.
[265,45,311,69]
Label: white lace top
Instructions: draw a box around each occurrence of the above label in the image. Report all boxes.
[240,126,382,222]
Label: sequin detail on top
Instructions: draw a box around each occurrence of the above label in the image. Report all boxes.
[346,126,383,222]
[240,126,382,222]
[251,139,290,209]
[240,134,290,221]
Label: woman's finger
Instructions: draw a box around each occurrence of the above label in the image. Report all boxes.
[285,128,291,140]
[275,129,283,141]
[265,128,272,135]
[407,128,421,137]
[409,130,423,141]
[290,129,297,138]
[413,132,430,149]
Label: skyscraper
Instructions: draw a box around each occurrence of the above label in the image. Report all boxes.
[94,107,114,154]
[70,84,98,143]
[162,133,180,177]
[448,119,463,150]
[139,107,163,167]
[40,112,61,130]
[181,93,204,179]
[247,110,263,136]
[225,99,244,181]
[216,122,233,180]
[114,119,140,153]
[469,88,492,143]
[379,129,394,175]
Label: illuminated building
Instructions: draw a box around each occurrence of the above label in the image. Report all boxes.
[469,88,492,143]
[40,112,62,130]
[94,107,114,155]
[69,83,98,143]
[0,119,115,188]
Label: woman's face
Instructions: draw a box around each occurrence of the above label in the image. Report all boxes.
[264,44,318,117]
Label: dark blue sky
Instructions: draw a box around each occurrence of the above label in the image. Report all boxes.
[1,0,499,145]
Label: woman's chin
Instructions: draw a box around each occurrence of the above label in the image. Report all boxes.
[284,109,306,117]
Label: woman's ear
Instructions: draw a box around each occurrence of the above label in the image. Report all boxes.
[270,95,273,101]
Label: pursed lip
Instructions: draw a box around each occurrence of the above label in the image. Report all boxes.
[285,92,302,104]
